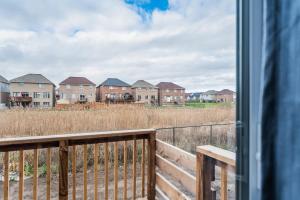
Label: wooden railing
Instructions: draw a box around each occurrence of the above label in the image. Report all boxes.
[196,145,236,200]
[0,129,156,200]
[155,140,235,200]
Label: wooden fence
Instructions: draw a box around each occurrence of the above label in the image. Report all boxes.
[0,129,156,200]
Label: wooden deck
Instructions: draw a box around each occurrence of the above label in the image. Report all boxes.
[0,129,235,200]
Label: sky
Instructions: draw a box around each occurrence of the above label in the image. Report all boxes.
[0,0,236,92]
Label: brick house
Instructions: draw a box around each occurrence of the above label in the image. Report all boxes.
[9,74,56,108]
[0,75,9,108]
[216,89,235,103]
[96,78,132,102]
[156,82,185,106]
[58,77,96,104]
[131,80,158,105]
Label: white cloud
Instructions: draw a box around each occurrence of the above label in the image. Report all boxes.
[0,0,235,92]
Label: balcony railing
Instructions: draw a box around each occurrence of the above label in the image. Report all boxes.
[9,96,32,102]
[0,129,156,200]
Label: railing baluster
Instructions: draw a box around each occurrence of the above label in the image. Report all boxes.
[19,150,24,200]
[132,138,137,199]
[114,142,118,200]
[72,145,76,200]
[147,132,156,200]
[104,143,109,200]
[3,152,9,200]
[33,149,38,200]
[46,148,51,200]
[221,166,228,200]
[59,140,69,200]
[141,139,145,197]
[83,144,88,200]
[94,144,99,200]
[123,141,128,199]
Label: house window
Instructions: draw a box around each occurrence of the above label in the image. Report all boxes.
[138,95,141,101]
[33,92,41,98]
[89,85,93,89]
[145,95,148,100]
[122,87,127,91]
[21,92,29,97]
[151,95,155,100]
[109,86,114,90]
[43,92,50,98]
[80,94,85,101]
[33,102,40,107]
[13,92,20,97]
[66,85,71,89]
[174,90,177,93]
[39,84,43,88]
[72,94,76,99]
[43,102,50,107]
[166,89,169,93]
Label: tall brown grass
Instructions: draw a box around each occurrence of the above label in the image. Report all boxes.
[0,105,234,137]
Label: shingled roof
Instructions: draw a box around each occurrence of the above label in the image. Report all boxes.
[156,82,184,90]
[217,89,235,95]
[132,80,157,89]
[10,74,55,85]
[0,75,8,84]
[60,77,95,86]
[99,78,131,87]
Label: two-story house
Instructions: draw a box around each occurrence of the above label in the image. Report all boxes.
[215,89,235,103]
[58,77,96,104]
[96,78,132,102]
[0,75,9,108]
[131,80,158,105]
[156,82,185,106]
[9,74,55,108]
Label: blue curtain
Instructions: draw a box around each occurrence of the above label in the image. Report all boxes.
[262,1,300,199]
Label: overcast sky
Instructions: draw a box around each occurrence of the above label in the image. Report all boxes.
[0,0,235,92]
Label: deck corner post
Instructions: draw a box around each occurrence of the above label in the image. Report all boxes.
[196,152,216,200]
[59,140,69,200]
[147,131,156,200]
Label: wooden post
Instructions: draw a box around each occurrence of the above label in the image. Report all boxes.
[221,166,228,200]
[72,145,76,200]
[123,141,128,200]
[196,153,216,200]
[83,144,88,200]
[46,148,51,200]
[141,139,145,197]
[59,140,69,200]
[132,139,137,200]
[33,149,38,200]
[19,150,24,200]
[3,152,9,200]
[147,131,156,200]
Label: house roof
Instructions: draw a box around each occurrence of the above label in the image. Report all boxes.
[0,75,8,84]
[156,82,184,90]
[204,90,218,95]
[60,77,96,86]
[217,89,235,95]
[99,78,131,87]
[10,74,55,86]
[132,80,157,89]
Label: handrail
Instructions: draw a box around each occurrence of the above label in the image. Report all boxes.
[0,129,156,200]
[196,145,236,200]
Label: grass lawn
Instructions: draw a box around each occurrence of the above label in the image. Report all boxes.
[185,102,234,108]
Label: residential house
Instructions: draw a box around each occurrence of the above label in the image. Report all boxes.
[0,75,9,108]
[96,78,132,102]
[58,77,96,104]
[201,90,218,102]
[9,74,55,108]
[156,82,185,106]
[185,93,192,101]
[186,92,203,102]
[215,89,235,103]
[131,80,158,105]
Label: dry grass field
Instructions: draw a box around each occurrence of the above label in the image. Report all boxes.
[0,105,234,138]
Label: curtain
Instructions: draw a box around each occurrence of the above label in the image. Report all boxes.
[261,1,300,199]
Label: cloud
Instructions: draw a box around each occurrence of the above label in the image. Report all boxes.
[0,0,235,92]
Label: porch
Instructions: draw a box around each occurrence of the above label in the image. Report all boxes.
[0,129,235,200]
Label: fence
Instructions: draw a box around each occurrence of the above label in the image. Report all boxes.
[0,129,156,200]
[157,123,235,153]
